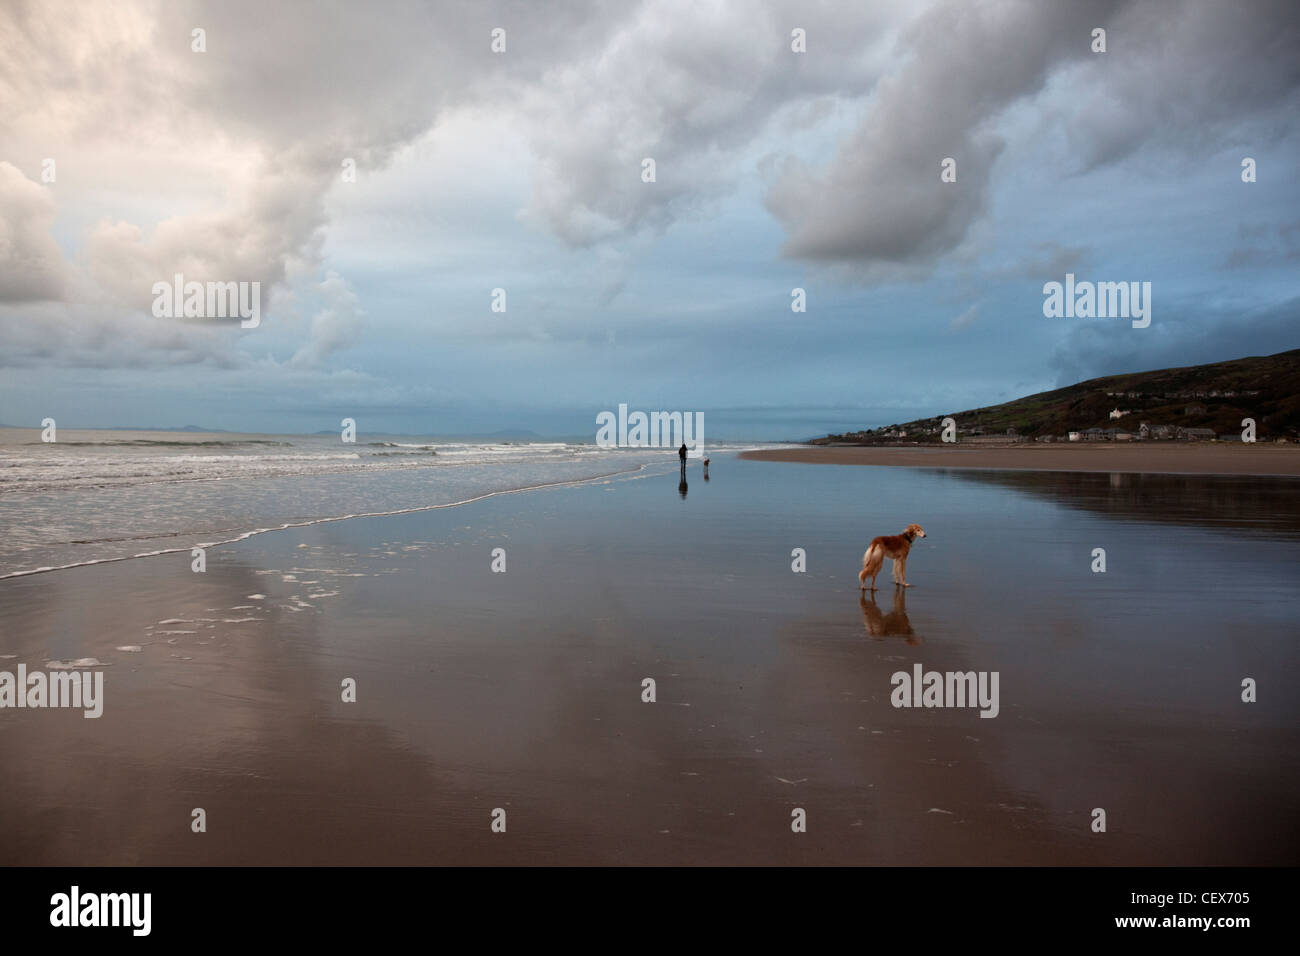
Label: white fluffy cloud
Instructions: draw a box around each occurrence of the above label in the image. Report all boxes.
[0,162,67,302]
[514,0,892,245]
[0,0,628,346]
[0,0,1297,386]
[289,272,364,369]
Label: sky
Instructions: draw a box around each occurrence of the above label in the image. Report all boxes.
[1,0,1297,439]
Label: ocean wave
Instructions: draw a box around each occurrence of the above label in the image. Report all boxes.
[22,439,292,448]
[0,462,656,581]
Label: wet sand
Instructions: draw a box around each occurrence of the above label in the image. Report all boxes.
[741,443,1300,475]
[1,458,1297,865]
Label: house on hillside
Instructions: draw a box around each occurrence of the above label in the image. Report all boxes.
[1184,404,1207,416]
[1139,423,1175,440]
[1109,408,1130,420]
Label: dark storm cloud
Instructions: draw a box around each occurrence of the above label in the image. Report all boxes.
[1048,295,1300,387]
[764,0,1300,272]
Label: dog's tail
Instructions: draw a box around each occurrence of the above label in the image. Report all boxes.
[859,543,884,586]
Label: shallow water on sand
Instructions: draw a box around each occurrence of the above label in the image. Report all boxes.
[0,428,719,577]
[0,456,1296,864]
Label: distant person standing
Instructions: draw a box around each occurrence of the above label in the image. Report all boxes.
[678,442,687,477]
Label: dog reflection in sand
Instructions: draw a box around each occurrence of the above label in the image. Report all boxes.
[858,523,926,591]
[859,590,920,645]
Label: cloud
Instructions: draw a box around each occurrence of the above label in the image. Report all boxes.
[1223,220,1300,269]
[998,242,1091,281]
[949,304,979,331]
[1,0,1298,433]
[289,272,364,369]
[1047,295,1300,386]
[1060,0,1300,172]
[0,299,252,370]
[0,162,67,302]
[83,158,333,312]
[763,0,1125,272]
[0,0,634,346]
[514,0,892,245]
[763,0,1300,276]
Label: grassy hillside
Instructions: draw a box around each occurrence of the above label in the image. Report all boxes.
[815,349,1300,444]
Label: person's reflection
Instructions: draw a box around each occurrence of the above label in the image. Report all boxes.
[860,589,920,644]
[678,477,688,499]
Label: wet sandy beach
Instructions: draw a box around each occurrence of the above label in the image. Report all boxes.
[1,456,1297,865]
[741,443,1300,475]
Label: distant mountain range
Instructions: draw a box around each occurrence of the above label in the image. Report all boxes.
[814,349,1300,444]
[0,423,229,433]
[0,424,564,440]
[114,424,226,433]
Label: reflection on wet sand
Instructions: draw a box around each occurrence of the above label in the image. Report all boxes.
[946,469,1300,536]
[3,457,1297,865]
[860,590,920,644]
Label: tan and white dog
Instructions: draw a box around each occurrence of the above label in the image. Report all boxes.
[858,523,926,590]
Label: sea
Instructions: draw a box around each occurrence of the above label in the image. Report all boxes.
[0,428,770,579]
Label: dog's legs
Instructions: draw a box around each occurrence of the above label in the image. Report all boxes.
[862,545,884,591]
[896,555,910,587]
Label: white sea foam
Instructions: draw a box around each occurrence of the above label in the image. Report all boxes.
[0,441,784,580]
[1,464,663,580]
[47,658,109,669]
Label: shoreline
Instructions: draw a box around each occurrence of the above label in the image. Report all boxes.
[740,443,1300,476]
[0,461,659,582]
[2,448,1295,865]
